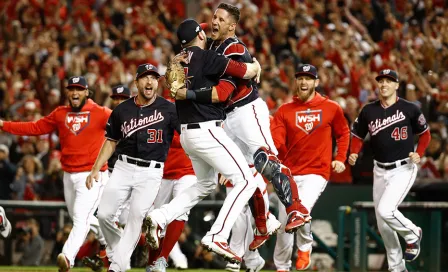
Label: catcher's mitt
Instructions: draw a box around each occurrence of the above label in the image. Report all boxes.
[165,59,186,98]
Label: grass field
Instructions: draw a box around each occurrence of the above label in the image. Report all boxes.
[0,268,223,272]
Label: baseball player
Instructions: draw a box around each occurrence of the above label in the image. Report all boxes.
[349,69,431,272]
[200,4,309,260]
[144,18,262,265]
[0,76,111,272]
[271,64,350,271]
[85,64,179,272]
[83,85,131,271]
[145,131,196,272]
[0,206,12,238]
[207,3,282,270]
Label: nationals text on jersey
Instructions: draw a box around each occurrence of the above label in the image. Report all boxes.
[121,110,165,137]
[369,110,406,136]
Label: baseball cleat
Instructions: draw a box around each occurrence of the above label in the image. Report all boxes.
[246,255,265,272]
[295,248,312,270]
[285,211,311,233]
[57,253,70,272]
[148,257,168,272]
[267,216,282,234]
[0,206,11,238]
[225,262,240,272]
[201,240,242,264]
[404,227,422,262]
[249,230,270,251]
[143,216,162,250]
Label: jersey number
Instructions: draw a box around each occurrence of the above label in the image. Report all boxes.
[391,127,408,141]
[147,129,163,143]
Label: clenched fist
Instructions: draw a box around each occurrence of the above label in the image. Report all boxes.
[348,153,358,166]
[409,152,421,164]
[331,160,346,173]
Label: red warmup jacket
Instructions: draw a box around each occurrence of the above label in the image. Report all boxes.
[2,99,111,173]
[162,132,195,180]
[271,93,350,180]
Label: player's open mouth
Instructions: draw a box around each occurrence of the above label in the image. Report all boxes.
[145,87,153,91]
[300,86,309,91]
[212,27,219,34]
[72,97,79,103]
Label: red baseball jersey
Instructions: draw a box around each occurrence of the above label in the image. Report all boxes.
[163,132,195,180]
[2,99,111,173]
[271,93,350,180]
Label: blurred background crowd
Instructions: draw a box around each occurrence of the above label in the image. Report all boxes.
[0,0,447,268]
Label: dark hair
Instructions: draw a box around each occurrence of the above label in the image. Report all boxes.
[217,3,240,23]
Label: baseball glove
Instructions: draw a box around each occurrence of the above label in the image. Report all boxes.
[165,58,186,98]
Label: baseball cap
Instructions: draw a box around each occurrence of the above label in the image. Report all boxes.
[111,85,131,99]
[135,64,160,80]
[375,69,399,82]
[295,64,318,79]
[67,76,88,89]
[0,144,9,156]
[177,19,203,45]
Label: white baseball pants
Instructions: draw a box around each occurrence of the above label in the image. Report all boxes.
[150,120,256,242]
[227,187,262,263]
[373,160,420,272]
[98,159,163,272]
[274,174,327,270]
[62,170,108,267]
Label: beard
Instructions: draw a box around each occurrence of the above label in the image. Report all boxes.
[296,85,315,101]
[69,97,87,112]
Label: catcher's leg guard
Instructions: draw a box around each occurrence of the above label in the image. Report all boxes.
[248,188,267,235]
[254,147,310,233]
[254,147,299,210]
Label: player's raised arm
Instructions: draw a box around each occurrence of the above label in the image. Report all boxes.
[0,110,58,135]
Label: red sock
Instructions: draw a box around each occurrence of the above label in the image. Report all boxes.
[158,220,185,260]
[147,244,162,266]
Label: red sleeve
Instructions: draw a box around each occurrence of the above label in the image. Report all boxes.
[224,60,247,78]
[216,80,236,102]
[332,105,350,162]
[2,109,58,135]
[270,108,287,151]
[350,136,364,154]
[416,129,431,157]
[170,132,182,148]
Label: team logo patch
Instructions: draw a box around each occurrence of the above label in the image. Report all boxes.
[117,87,124,93]
[383,69,390,74]
[145,64,153,70]
[303,65,310,72]
[65,112,90,135]
[72,77,79,83]
[296,109,322,134]
[418,113,426,126]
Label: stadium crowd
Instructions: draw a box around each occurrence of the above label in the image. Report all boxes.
[0,0,447,269]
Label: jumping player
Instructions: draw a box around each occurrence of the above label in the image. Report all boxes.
[144,19,261,264]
